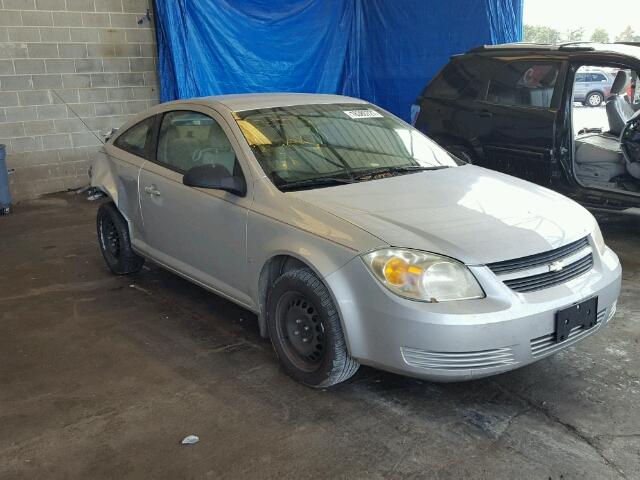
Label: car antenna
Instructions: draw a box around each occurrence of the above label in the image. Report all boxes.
[50,88,105,145]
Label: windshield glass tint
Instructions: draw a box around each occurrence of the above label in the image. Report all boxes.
[234,103,458,189]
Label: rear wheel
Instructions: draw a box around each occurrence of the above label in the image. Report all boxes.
[267,268,359,387]
[97,202,144,275]
[585,91,604,107]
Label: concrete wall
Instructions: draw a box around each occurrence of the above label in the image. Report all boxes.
[0,0,159,201]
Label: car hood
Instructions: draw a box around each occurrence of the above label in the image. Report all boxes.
[289,165,594,265]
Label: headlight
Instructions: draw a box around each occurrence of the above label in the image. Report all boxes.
[592,222,607,256]
[362,249,484,302]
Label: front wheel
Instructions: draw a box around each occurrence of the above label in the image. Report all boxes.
[585,91,604,107]
[97,202,144,275]
[266,269,359,387]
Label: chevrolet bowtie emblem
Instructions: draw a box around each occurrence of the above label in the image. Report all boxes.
[549,261,564,272]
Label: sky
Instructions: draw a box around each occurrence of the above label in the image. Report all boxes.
[524,0,638,39]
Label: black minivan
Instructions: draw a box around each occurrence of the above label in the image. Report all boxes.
[414,43,640,214]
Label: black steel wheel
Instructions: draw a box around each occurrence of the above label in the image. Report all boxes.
[274,291,326,372]
[267,268,359,387]
[97,202,144,275]
[99,212,120,259]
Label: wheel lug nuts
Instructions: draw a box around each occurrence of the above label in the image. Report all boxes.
[293,330,300,335]
[304,326,310,331]
[302,338,308,343]
[296,319,302,324]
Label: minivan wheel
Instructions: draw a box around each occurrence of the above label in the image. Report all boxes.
[585,91,604,107]
[267,268,359,387]
[97,202,144,275]
[445,145,475,164]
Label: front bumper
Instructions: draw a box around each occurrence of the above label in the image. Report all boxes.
[325,246,622,382]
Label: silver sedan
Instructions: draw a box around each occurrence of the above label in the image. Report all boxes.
[92,94,622,387]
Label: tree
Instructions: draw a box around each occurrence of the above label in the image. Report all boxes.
[615,25,640,42]
[590,28,609,43]
[523,24,561,44]
[524,24,537,42]
[565,27,584,42]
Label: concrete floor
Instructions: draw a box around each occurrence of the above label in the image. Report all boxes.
[1,193,639,480]
[572,103,608,134]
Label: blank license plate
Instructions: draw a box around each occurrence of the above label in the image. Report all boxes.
[555,297,598,343]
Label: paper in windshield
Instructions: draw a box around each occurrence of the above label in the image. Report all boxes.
[343,109,383,119]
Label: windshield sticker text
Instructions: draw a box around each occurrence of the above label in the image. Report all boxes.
[343,109,383,119]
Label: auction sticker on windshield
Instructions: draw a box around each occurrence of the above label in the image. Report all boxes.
[343,109,383,119]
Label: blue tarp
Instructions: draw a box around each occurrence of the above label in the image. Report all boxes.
[154,0,523,121]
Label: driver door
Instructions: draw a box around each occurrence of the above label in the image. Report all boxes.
[137,108,253,307]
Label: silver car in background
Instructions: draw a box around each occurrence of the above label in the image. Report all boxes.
[91,93,621,387]
[573,68,615,107]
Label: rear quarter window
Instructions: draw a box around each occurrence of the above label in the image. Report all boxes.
[424,58,485,100]
[114,116,155,159]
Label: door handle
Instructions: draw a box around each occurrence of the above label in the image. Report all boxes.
[477,110,493,118]
[144,185,161,197]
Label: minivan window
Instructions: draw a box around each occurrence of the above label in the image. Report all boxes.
[487,61,560,108]
[114,116,155,158]
[424,59,483,100]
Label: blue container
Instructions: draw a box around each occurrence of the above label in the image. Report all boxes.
[0,144,11,213]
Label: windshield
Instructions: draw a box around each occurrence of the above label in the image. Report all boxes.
[234,103,459,190]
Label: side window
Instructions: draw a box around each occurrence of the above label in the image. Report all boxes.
[593,73,607,82]
[487,61,560,108]
[575,73,586,82]
[156,111,239,175]
[424,59,484,101]
[114,116,155,158]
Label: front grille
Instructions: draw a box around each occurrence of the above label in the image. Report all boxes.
[401,346,516,370]
[487,236,593,293]
[487,236,590,274]
[503,253,593,293]
[530,306,611,358]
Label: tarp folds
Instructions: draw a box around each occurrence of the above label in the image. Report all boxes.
[154,0,523,120]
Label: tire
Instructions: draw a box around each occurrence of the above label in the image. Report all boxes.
[97,202,144,275]
[266,268,359,387]
[444,144,475,164]
[585,91,604,107]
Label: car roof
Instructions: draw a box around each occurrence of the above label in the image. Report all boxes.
[464,42,640,58]
[166,93,369,113]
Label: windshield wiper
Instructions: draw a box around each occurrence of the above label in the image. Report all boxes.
[352,165,448,180]
[277,165,448,191]
[278,176,354,191]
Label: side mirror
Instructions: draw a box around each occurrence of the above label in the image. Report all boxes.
[183,164,247,197]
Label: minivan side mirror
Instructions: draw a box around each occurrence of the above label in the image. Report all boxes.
[183,164,247,197]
